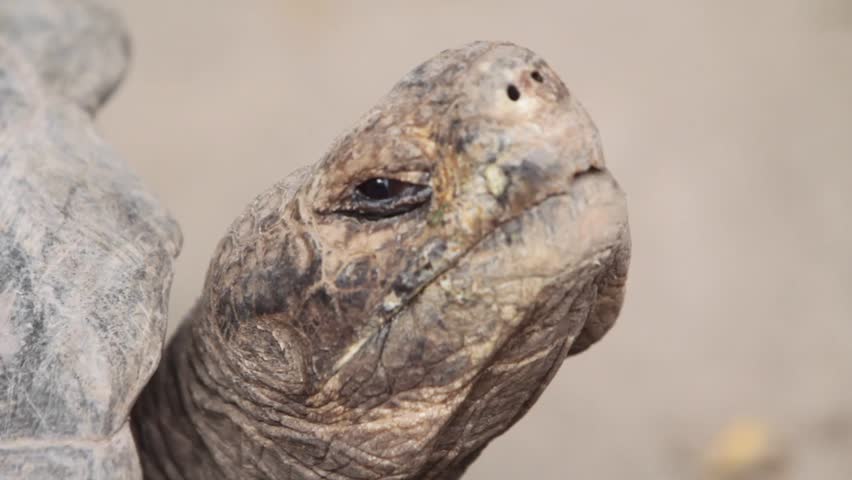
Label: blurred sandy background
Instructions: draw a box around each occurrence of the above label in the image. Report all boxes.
[99,1,852,478]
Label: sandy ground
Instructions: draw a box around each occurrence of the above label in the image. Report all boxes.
[100,1,852,478]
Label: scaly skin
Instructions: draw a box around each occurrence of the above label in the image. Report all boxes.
[132,41,631,480]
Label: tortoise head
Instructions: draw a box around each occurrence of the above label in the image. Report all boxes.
[198,41,630,477]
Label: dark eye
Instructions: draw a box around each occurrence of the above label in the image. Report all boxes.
[340,177,431,220]
[357,178,405,200]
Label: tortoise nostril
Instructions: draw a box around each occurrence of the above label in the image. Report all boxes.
[506,84,520,101]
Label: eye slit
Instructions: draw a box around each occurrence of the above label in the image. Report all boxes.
[342,177,431,221]
[355,177,421,201]
[531,71,544,83]
[357,178,396,200]
[506,84,521,101]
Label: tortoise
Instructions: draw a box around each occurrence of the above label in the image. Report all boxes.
[0,1,631,479]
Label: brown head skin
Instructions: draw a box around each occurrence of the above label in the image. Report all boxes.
[131,41,631,480]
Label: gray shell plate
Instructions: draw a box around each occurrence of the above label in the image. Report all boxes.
[0,1,180,478]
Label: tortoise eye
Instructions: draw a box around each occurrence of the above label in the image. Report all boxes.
[338,177,431,220]
[357,178,407,200]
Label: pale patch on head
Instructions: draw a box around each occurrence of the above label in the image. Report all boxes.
[382,291,402,312]
[483,164,509,198]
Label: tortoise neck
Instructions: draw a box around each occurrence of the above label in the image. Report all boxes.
[131,315,232,480]
[131,304,482,480]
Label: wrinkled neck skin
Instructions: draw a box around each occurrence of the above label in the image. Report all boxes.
[132,41,630,480]
[132,307,496,480]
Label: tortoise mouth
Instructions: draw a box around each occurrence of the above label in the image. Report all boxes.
[425,166,623,294]
[330,168,628,376]
[437,167,627,308]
